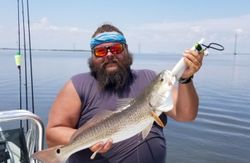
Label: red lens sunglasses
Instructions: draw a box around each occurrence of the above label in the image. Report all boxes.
[92,43,125,57]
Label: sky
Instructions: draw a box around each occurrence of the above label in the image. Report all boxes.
[0,0,250,54]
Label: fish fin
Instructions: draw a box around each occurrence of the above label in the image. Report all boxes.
[156,104,173,113]
[90,146,103,159]
[150,111,165,128]
[70,110,114,142]
[142,123,153,139]
[115,98,135,112]
[31,145,65,163]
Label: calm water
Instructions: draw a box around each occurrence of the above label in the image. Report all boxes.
[0,50,250,163]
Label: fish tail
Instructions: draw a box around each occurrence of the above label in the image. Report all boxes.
[31,145,66,163]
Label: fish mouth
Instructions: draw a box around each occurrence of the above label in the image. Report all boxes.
[161,70,176,82]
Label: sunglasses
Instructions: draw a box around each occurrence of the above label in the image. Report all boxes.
[92,43,125,57]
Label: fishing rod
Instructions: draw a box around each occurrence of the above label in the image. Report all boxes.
[15,0,36,129]
[26,0,35,114]
[16,0,22,128]
[21,0,29,130]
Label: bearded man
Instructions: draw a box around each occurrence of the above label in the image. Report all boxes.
[46,23,204,163]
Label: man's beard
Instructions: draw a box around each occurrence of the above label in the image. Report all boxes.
[88,53,133,92]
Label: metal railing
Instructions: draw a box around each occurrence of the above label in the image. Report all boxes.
[0,110,45,163]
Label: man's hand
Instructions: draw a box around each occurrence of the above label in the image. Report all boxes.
[90,139,113,154]
[182,49,204,79]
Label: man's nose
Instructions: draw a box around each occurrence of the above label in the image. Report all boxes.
[106,49,114,58]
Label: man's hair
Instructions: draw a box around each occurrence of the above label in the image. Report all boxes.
[92,24,124,38]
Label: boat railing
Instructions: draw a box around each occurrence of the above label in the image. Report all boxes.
[0,110,45,163]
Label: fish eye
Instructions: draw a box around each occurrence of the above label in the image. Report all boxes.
[160,78,164,82]
[56,148,61,154]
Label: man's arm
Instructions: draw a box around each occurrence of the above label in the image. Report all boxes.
[46,80,112,153]
[166,49,204,121]
[46,80,81,147]
[167,81,199,121]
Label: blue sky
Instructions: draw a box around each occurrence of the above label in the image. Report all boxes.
[0,0,250,53]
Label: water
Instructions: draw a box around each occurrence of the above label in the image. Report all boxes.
[0,50,250,163]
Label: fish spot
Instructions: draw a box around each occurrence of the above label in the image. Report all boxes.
[56,148,61,154]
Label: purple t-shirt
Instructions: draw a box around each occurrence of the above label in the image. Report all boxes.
[69,69,167,163]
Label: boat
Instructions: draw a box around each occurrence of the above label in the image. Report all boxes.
[0,110,45,163]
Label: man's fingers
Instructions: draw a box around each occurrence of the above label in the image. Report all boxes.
[90,142,104,152]
[102,139,113,152]
[90,139,113,154]
[184,58,199,72]
[184,50,203,70]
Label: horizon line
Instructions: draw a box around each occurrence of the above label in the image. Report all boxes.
[0,47,91,52]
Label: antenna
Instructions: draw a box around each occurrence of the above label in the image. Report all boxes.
[234,33,237,55]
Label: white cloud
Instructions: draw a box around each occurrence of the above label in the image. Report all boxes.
[31,17,83,32]
[1,15,250,53]
[125,15,250,53]
[28,17,92,49]
[32,17,54,30]
[235,28,243,33]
